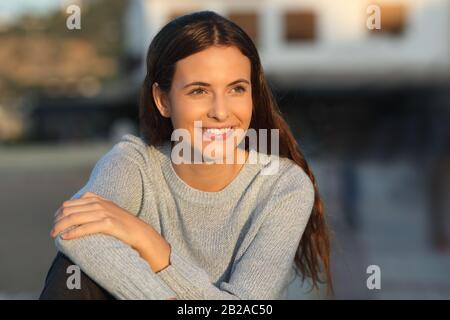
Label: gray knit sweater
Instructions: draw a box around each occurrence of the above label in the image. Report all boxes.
[55,134,315,300]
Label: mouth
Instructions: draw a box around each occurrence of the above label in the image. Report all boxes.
[202,126,236,140]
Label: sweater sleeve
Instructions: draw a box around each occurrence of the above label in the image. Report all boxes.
[155,166,316,300]
[54,140,177,300]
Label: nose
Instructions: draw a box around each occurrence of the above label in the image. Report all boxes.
[207,95,229,121]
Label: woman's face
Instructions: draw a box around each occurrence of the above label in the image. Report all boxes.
[153,45,253,163]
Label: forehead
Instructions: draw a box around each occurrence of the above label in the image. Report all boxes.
[172,46,251,86]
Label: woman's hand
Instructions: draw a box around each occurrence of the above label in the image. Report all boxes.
[50,191,172,273]
[51,192,145,249]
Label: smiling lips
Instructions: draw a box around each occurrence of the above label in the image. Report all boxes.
[202,127,234,140]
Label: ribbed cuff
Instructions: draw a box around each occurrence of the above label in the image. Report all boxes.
[155,244,211,300]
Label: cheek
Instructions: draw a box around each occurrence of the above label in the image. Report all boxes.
[170,97,203,127]
[233,97,253,124]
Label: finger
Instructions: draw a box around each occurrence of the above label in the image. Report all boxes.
[51,210,103,238]
[59,220,106,240]
[54,202,104,222]
[53,197,98,218]
[62,195,104,208]
[54,205,62,218]
[81,191,107,200]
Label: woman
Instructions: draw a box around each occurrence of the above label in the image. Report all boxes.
[40,10,332,300]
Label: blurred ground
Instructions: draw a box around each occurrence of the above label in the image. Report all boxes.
[0,141,111,299]
[311,158,450,299]
[0,141,449,299]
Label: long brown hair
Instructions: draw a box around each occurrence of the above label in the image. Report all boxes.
[139,10,333,296]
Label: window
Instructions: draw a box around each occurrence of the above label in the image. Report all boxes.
[370,4,407,36]
[227,12,259,46]
[284,10,317,42]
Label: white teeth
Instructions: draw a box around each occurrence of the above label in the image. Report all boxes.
[204,127,232,135]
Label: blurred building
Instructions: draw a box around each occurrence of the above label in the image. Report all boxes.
[6,0,448,142]
[125,0,450,89]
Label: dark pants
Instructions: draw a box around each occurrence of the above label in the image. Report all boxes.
[39,251,116,300]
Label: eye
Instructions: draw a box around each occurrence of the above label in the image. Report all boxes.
[232,85,246,94]
[189,87,207,96]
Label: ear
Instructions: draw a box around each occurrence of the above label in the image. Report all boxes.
[152,82,171,118]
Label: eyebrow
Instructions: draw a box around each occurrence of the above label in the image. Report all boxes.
[182,79,250,89]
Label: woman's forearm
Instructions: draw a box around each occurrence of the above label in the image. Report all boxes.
[132,221,172,273]
[52,192,172,274]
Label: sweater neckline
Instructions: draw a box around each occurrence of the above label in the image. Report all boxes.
[153,141,262,204]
